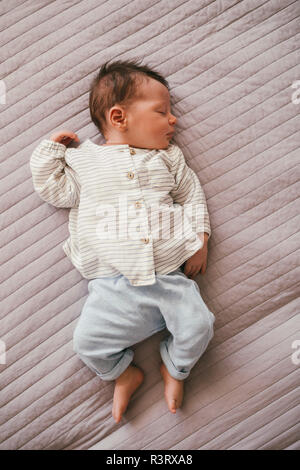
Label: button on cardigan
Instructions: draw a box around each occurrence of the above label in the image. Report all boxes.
[30,139,211,286]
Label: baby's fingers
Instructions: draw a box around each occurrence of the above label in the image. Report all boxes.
[60,135,71,144]
[60,132,79,143]
[50,130,79,144]
[70,133,80,142]
[61,135,78,145]
[184,263,193,278]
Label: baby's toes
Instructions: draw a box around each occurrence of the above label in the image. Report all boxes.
[112,404,123,423]
[170,398,177,413]
[165,396,177,413]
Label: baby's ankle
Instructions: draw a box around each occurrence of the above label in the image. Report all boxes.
[115,364,143,384]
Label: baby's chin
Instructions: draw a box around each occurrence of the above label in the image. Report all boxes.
[145,141,173,150]
[130,137,173,150]
[161,141,173,150]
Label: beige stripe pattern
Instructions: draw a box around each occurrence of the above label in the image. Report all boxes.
[30,139,211,286]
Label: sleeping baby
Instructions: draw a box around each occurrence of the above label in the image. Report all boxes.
[30,59,215,423]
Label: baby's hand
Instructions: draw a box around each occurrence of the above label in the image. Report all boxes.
[49,130,80,146]
[184,233,209,279]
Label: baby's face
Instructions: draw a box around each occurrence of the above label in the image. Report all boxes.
[123,78,177,150]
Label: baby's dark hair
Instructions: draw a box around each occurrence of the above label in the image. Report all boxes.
[89,58,170,137]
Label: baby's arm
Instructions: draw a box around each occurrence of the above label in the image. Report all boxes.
[170,145,211,242]
[30,130,81,208]
[169,146,211,278]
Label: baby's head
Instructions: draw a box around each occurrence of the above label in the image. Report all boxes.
[89,59,177,150]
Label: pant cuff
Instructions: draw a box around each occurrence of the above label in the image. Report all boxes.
[160,339,189,381]
[94,349,134,381]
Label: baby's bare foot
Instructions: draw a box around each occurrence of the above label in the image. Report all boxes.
[160,363,184,413]
[112,365,144,423]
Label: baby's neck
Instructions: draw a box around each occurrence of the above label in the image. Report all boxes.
[103,141,126,145]
[102,142,127,145]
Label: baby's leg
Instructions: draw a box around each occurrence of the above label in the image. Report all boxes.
[157,269,215,412]
[73,275,166,422]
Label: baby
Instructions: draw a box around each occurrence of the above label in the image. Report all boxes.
[30,59,215,423]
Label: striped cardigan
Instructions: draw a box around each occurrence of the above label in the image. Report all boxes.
[30,139,211,286]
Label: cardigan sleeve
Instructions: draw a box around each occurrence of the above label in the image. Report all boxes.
[30,139,81,208]
[169,145,211,239]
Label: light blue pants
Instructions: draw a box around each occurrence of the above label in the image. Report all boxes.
[73,267,215,381]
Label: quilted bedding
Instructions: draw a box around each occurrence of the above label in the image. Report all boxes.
[0,0,299,450]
